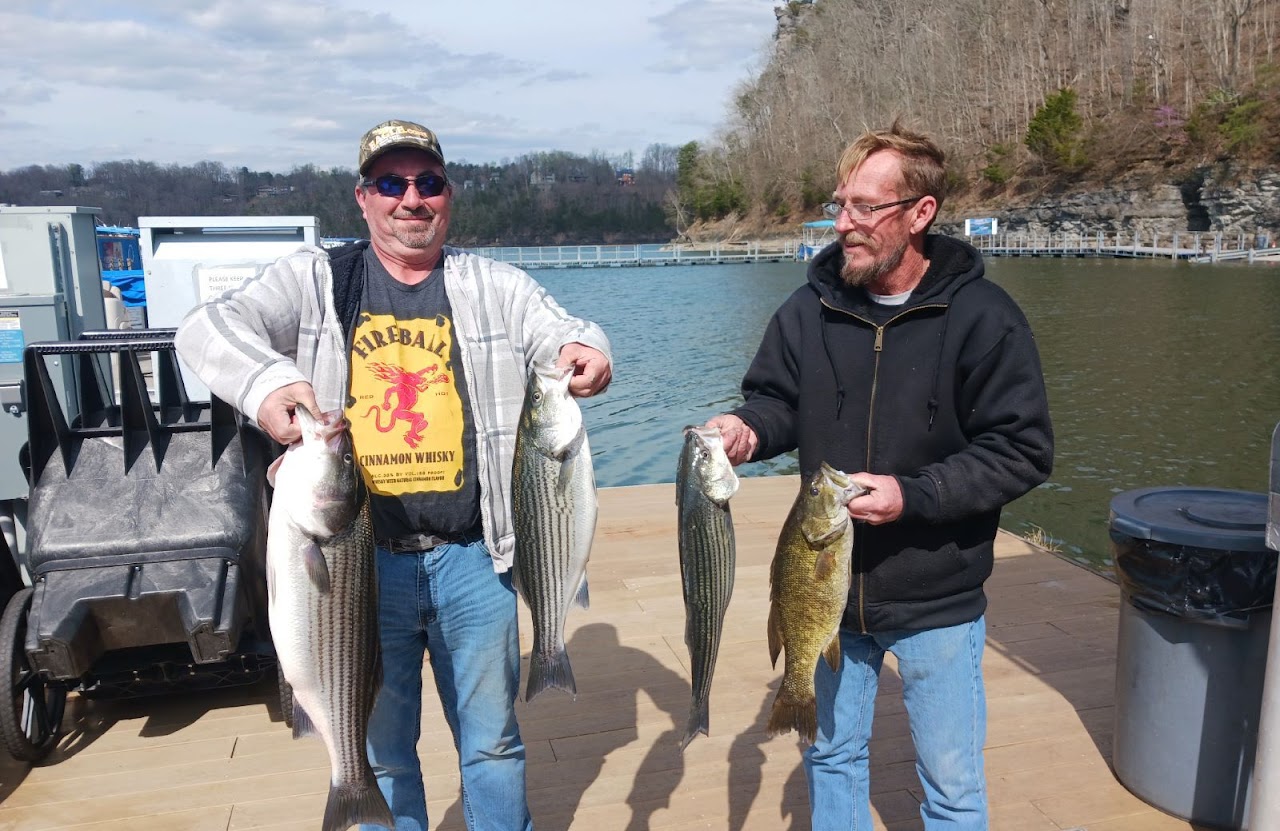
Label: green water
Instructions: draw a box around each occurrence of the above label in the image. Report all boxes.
[536,256,1280,574]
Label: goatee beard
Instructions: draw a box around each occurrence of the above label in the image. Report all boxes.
[393,210,439,250]
[841,237,907,288]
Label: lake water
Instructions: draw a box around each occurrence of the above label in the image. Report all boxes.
[534,257,1280,575]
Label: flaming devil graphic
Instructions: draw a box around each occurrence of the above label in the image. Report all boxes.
[362,361,451,448]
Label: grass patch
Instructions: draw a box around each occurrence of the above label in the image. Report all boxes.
[1021,524,1062,552]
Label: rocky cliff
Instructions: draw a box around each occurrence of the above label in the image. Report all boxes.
[943,167,1279,242]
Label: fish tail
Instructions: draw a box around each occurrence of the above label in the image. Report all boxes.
[767,692,818,744]
[525,647,577,702]
[680,698,710,752]
[321,775,393,831]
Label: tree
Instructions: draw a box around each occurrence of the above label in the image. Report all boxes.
[639,144,679,177]
[1025,88,1089,173]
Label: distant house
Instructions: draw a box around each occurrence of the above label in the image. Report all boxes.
[615,168,635,186]
[38,189,64,198]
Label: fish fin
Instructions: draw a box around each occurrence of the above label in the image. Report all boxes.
[767,692,818,744]
[266,452,285,489]
[812,548,838,582]
[573,572,590,610]
[511,565,526,603]
[680,699,710,752]
[303,541,331,593]
[525,647,577,702]
[556,453,575,495]
[291,699,317,739]
[766,605,782,668]
[321,777,394,831]
[821,633,843,672]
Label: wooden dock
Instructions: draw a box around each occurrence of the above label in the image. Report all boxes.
[0,476,1204,830]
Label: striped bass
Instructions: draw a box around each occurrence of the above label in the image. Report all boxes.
[512,363,597,702]
[767,463,863,743]
[266,409,393,831]
[676,425,738,750]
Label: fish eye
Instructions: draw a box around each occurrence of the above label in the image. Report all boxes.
[532,391,543,403]
[343,453,353,464]
[810,484,820,496]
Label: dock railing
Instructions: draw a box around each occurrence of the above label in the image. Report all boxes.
[337,233,1277,267]
[468,240,799,269]
[965,229,1279,263]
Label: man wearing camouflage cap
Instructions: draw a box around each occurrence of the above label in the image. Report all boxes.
[178,119,612,830]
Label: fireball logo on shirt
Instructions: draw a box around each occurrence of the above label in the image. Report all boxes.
[361,361,451,448]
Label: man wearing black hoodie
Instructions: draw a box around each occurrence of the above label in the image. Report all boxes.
[708,123,1053,830]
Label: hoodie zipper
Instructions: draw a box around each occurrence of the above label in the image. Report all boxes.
[820,298,948,632]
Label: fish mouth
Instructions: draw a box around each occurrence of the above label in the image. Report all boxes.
[818,462,850,489]
[531,362,574,386]
[312,493,351,512]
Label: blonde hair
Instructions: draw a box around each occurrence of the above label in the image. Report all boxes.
[835,119,948,216]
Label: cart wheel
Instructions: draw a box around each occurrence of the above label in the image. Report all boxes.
[0,587,66,762]
[277,659,294,730]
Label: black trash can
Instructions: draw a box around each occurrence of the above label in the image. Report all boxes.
[1110,487,1274,830]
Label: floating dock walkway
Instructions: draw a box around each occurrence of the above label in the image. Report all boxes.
[970,231,1280,263]
[469,242,798,269]
[327,234,1279,268]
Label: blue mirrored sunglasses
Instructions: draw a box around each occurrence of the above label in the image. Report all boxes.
[363,173,449,198]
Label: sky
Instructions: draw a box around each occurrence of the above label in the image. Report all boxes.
[0,0,780,174]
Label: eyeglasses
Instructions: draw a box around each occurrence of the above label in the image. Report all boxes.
[362,173,449,199]
[821,196,923,221]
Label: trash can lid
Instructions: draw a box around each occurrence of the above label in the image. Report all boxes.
[1109,487,1270,552]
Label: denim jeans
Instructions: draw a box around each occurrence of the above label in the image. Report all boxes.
[803,617,988,831]
[362,540,532,831]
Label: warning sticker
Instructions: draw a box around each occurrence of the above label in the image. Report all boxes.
[0,310,24,364]
[195,265,258,304]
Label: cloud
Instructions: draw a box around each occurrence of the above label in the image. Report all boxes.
[0,1,778,171]
[0,4,535,127]
[521,69,592,87]
[0,80,55,105]
[647,0,776,73]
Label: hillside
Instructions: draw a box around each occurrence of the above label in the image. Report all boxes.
[674,0,1280,238]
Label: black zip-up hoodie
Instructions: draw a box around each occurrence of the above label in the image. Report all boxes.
[731,234,1053,633]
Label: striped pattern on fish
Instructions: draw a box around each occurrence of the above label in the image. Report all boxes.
[512,364,598,702]
[267,409,392,831]
[676,426,739,751]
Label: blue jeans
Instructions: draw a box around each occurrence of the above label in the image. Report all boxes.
[362,540,532,831]
[803,617,988,831]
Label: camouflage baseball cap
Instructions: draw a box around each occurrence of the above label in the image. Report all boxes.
[357,120,445,175]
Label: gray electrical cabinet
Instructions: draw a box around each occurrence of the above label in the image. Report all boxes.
[0,206,109,502]
[139,216,318,401]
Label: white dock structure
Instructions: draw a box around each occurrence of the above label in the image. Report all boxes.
[967,230,1280,263]
[470,241,799,269]
[320,231,1278,268]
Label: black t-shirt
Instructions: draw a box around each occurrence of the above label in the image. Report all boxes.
[344,248,481,540]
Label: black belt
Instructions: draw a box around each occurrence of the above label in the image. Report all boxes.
[377,529,482,554]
